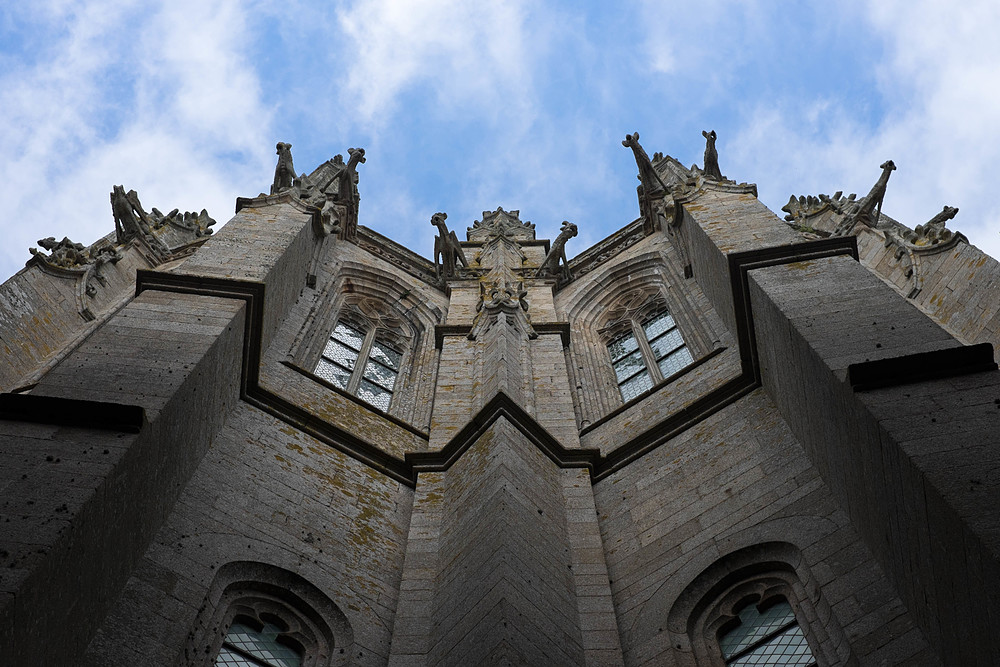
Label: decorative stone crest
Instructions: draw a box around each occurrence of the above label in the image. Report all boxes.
[468,277,536,341]
[28,237,91,269]
[431,212,468,280]
[468,207,536,243]
[536,221,578,281]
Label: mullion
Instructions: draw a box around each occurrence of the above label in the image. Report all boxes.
[345,328,377,394]
[632,320,664,384]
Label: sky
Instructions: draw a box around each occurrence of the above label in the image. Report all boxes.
[2,0,1000,283]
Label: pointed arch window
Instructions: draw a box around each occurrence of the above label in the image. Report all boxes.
[315,320,402,411]
[718,597,816,666]
[603,293,694,402]
[216,615,304,666]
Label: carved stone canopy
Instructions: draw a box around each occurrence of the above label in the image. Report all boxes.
[467,207,536,243]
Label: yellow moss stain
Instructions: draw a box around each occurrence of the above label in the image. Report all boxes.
[286,442,303,453]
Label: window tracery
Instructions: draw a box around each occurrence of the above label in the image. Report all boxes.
[600,289,693,401]
[314,295,409,412]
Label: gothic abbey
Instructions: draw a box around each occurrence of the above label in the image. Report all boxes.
[0,131,998,665]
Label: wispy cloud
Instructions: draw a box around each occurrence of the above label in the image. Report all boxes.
[0,0,274,279]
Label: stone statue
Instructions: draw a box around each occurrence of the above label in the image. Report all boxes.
[622,132,668,195]
[271,142,296,194]
[29,237,89,269]
[702,130,722,180]
[110,185,149,243]
[856,160,896,228]
[431,212,468,279]
[905,205,959,245]
[536,221,578,280]
[338,147,366,239]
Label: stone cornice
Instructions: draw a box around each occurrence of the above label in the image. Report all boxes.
[355,226,440,287]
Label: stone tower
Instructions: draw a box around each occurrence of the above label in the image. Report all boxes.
[1,132,998,666]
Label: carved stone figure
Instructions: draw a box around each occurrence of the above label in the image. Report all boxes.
[623,132,669,195]
[857,160,896,226]
[536,221,578,280]
[149,207,216,237]
[271,142,296,195]
[338,147,366,239]
[431,212,468,279]
[110,185,151,243]
[905,206,959,246]
[29,237,89,269]
[702,130,723,180]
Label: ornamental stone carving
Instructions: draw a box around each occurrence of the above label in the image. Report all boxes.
[271,142,296,195]
[702,130,723,180]
[536,221,578,281]
[431,212,468,279]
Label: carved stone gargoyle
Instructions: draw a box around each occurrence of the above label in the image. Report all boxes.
[904,205,959,246]
[536,221,578,281]
[431,212,468,279]
[271,142,296,195]
[623,132,669,197]
[702,130,723,180]
[29,237,89,269]
[837,160,896,235]
[111,185,152,244]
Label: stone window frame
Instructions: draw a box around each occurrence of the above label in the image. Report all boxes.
[665,543,854,667]
[561,250,726,427]
[298,290,413,415]
[315,316,405,413]
[184,561,353,667]
[598,289,695,403]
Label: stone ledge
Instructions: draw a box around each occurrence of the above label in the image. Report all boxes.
[848,342,997,391]
[0,393,144,433]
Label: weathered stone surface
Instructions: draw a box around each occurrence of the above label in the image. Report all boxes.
[1,135,996,666]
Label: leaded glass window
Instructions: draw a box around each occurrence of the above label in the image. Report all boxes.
[718,598,816,666]
[606,306,693,402]
[315,319,401,411]
[216,617,303,667]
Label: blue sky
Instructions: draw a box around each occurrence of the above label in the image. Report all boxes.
[2,1,999,283]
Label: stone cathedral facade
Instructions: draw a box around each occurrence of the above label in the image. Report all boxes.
[1,132,998,666]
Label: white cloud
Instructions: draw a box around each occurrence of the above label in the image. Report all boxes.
[334,0,539,128]
[719,1,1000,260]
[0,0,275,280]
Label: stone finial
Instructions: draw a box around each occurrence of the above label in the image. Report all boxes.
[431,212,469,279]
[271,142,296,195]
[536,221,578,280]
[702,130,723,180]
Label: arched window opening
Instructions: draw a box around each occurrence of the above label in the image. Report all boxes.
[216,614,304,667]
[315,319,402,411]
[185,562,353,667]
[602,290,693,401]
[312,294,410,412]
[718,597,816,666]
